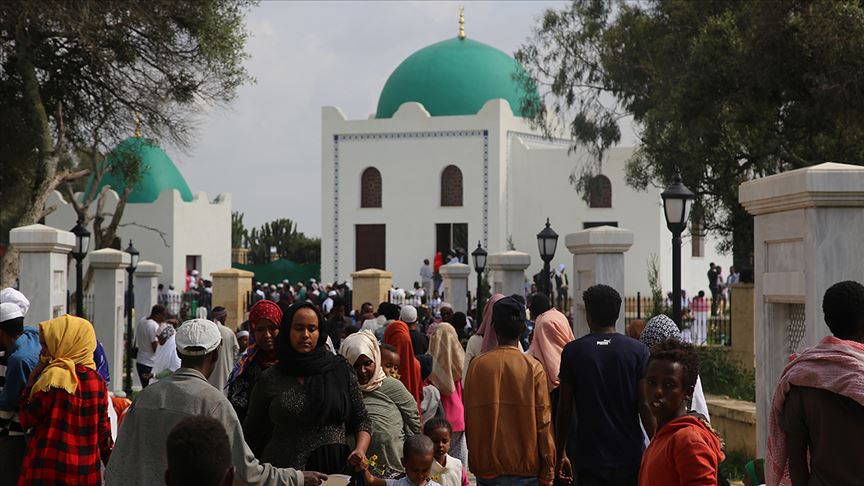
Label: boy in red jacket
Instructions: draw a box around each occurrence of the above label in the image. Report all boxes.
[638,340,725,485]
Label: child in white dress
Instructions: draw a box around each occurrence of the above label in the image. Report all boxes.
[424,418,468,486]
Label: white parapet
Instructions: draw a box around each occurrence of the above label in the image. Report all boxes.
[439,263,471,314]
[488,251,531,298]
[89,249,130,396]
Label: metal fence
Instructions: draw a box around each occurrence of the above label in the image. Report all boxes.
[623,292,733,346]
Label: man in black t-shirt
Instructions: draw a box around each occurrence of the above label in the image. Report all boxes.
[556,284,654,486]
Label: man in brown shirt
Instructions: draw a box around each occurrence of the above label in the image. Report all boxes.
[779,280,864,486]
[464,296,556,486]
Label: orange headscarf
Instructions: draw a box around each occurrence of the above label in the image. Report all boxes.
[526,309,574,390]
[384,320,422,406]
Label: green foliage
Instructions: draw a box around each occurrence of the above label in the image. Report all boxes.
[246,218,321,265]
[516,0,864,265]
[646,254,666,319]
[719,448,751,482]
[695,346,756,402]
[231,211,248,249]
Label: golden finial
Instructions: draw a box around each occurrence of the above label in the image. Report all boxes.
[133,112,142,138]
[458,6,465,40]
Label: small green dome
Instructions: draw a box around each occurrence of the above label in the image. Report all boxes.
[375,37,539,119]
[88,137,193,203]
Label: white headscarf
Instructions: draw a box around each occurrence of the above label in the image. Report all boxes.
[339,330,386,392]
[0,288,30,316]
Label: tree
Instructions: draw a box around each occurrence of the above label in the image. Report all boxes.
[0,0,255,286]
[246,219,321,265]
[515,0,864,266]
[232,211,248,249]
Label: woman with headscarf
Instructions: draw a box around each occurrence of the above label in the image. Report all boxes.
[226,300,282,422]
[244,302,372,484]
[463,294,505,382]
[18,315,112,485]
[639,314,710,430]
[383,320,423,407]
[428,323,468,465]
[340,330,421,476]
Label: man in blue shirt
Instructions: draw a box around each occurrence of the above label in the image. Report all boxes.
[0,298,41,484]
[555,284,654,486]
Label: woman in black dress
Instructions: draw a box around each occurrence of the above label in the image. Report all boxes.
[244,302,372,482]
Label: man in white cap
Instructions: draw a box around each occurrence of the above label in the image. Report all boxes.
[400,305,428,355]
[0,289,40,483]
[105,319,327,486]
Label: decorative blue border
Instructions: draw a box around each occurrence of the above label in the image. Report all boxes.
[504,131,571,239]
[333,129,489,282]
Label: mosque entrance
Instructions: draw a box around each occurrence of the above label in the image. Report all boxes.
[436,223,468,259]
[355,224,386,271]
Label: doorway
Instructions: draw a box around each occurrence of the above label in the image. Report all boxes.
[436,223,468,261]
[355,224,386,271]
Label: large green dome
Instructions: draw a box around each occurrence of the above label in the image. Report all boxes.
[375,37,539,119]
[87,137,194,203]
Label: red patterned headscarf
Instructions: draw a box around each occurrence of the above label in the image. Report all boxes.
[225,300,283,388]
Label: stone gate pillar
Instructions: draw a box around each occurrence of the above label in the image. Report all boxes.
[134,261,162,323]
[439,263,470,313]
[566,226,634,338]
[9,224,76,324]
[350,269,393,311]
[90,249,130,396]
[488,251,531,297]
[212,268,254,330]
[739,162,864,456]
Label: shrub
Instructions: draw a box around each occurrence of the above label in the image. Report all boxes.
[696,346,755,402]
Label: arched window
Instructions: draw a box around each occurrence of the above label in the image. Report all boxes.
[361,167,382,208]
[441,165,463,207]
[588,174,612,208]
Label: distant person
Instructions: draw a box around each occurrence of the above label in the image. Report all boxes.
[638,340,724,485]
[136,304,166,387]
[165,416,234,486]
[402,305,428,356]
[556,285,653,486]
[767,280,864,486]
[226,300,282,422]
[326,297,352,351]
[19,316,112,485]
[420,259,434,299]
[208,306,240,391]
[707,263,720,316]
[464,296,555,486]
[0,290,39,483]
[463,294,505,382]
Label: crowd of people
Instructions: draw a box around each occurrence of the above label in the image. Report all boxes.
[1,277,862,486]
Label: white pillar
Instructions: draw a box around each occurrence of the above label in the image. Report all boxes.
[439,263,471,313]
[566,226,634,338]
[9,224,76,324]
[739,162,864,456]
[488,251,531,297]
[90,249,130,396]
[134,261,162,321]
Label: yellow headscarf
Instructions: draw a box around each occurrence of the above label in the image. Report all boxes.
[31,315,97,398]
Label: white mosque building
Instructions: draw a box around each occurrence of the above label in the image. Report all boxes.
[321,22,731,297]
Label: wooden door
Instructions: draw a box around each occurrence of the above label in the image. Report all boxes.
[355,224,386,271]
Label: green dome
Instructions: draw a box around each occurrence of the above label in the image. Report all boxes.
[88,137,194,203]
[375,37,539,119]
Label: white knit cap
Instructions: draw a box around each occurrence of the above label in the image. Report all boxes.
[0,288,30,317]
[0,302,23,323]
[399,305,418,324]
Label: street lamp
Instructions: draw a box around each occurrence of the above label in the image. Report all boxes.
[536,218,559,298]
[661,172,695,327]
[124,240,139,396]
[70,219,90,317]
[471,241,487,318]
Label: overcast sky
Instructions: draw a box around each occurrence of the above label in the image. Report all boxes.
[168,1,571,236]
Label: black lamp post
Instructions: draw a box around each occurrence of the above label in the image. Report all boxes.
[661,172,695,327]
[536,218,559,298]
[124,240,139,396]
[471,241,487,317]
[70,219,90,317]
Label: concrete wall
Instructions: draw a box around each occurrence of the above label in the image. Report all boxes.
[44,188,230,291]
[706,395,756,457]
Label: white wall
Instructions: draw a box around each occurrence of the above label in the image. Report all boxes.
[44,188,231,291]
